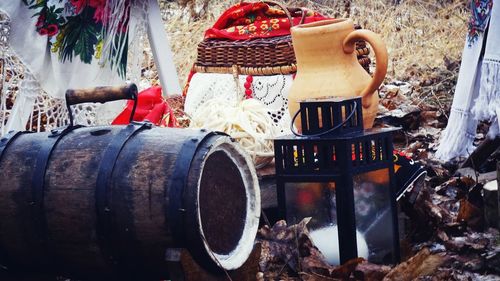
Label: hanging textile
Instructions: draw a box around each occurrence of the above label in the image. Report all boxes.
[1,1,127,99]
[0,0,148,134]
[435,0,499,161]
[471,0,500,135]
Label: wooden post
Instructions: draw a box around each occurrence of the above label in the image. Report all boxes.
[147,0,182,96]
[460,137,500,169]
[498,161,500,229]
[484,160,500,229]
[483,180,498,229]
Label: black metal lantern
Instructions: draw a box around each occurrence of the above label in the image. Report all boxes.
[274,97,400,265]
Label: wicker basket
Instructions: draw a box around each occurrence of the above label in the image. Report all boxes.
[192,0,372,76]
[194,0,371,76]
[194,27,371,76]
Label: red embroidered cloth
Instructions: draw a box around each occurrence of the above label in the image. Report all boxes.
[112,86,177,127]
[204,2,326,40]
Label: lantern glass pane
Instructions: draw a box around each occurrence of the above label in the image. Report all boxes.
[353,168,396,264]
[285,182,337,229]
[285,182,342,264]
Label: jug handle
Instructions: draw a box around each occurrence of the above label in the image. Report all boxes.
[343,30,388,108]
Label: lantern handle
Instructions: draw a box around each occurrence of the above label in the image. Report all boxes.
[290,101,358,138]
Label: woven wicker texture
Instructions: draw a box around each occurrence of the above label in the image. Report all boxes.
[195,26,371,76]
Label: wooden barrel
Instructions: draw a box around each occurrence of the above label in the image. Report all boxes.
[0,125,260,280]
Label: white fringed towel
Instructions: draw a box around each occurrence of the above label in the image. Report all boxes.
[472,1,500,135]
[436,0,499,161]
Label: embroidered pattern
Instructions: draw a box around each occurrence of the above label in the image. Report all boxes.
[467,0,493,46]
[204,2,325,40]
[251,75,289,129]
[22,0,129,76]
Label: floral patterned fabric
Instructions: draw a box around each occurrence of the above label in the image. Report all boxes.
[23,0,129,76]
[204,2,326,40]
[467,0,493,46]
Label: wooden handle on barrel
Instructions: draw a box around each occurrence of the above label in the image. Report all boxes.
[65,84,139,127]
[65,84,138,106]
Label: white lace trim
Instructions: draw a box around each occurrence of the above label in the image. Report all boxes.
[185,72,294,136]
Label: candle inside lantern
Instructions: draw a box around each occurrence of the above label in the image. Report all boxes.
[309,225,368,265]
[285,174,397,264]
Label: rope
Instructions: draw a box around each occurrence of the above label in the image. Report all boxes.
[189,98,278,168]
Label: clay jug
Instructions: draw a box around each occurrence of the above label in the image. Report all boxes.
[288,19,388,130]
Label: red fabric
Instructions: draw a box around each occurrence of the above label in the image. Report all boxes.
[204,2,327,40]
[112,86,178,127]
[183,69,197,96]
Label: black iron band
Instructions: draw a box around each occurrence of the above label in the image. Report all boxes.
[30,126,83,268]
[0,131,32,270]
[167,130,215,247]
[0,131,30,163]
[95,122,152,270]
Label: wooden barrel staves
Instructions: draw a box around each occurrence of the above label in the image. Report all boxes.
[0,125,260,280]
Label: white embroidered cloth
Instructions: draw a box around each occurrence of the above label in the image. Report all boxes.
[472,0,500,135]
[0,1,150,134]
[0,2,123,100]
